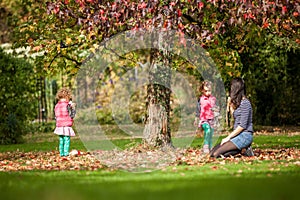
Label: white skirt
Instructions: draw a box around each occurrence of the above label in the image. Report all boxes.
[54,127,76,136]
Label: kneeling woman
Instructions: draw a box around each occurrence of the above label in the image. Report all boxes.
[210,77,253,157]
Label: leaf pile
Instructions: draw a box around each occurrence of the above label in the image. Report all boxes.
[92,145,186,172]
[254,126,300,136]
[176,147,300,166]
[0,150,104,171]
[0,147,299,172]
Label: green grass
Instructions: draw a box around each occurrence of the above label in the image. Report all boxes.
[192,135,300,149]
[0,128,299,200]
[0,139,86,152]
[1,164,299,200]
[1,133,299,153]
[252,135,300,149]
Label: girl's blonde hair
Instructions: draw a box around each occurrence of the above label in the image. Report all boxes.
[200,80,212,91]
[56,87,72,100]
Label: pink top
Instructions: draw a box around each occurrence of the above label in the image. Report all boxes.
[200,95,216,121]
[54,100,73,127]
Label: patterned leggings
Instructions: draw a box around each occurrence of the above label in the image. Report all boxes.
[202,123,214,149]
[59,135,70,157]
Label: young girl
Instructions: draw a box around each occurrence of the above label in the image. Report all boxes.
[54,88,76,157]
[194,81,216,153]
[210,77,253,158]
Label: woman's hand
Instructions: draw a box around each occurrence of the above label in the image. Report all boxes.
[222,126,244,145]
[221,136,230,145]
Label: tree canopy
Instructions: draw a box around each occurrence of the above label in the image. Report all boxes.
[2,0,300,126]
[8,1,298,76]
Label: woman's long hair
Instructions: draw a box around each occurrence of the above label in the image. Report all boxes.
[230,78,246,109]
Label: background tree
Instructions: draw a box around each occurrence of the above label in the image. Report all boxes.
[0,48,37,144]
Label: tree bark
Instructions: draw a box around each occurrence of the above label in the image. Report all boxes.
[143,50,172,148]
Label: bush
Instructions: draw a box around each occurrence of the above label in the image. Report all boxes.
[0,48,37,144]
[30,121,56,133]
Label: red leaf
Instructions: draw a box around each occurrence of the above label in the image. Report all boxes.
[262,22,269,29]
[170,2,176,7]
[282,6,287,15]
[198,2,204,9]
[177,9,182,17]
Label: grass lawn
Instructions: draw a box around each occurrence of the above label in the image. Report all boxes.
[0,126,299,200]
[1,163,299,200]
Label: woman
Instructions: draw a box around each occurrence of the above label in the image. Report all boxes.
[210,77,254,157]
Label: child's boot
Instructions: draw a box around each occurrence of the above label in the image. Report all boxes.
[202,144,210,154]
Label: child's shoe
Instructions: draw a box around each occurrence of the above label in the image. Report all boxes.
[202,144,210,154]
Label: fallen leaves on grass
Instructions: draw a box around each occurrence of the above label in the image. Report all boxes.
[0,148,299,172]
[177,147,300,166]
[0,150,104,171]
[92,149,182,172]
[254,126,300,136]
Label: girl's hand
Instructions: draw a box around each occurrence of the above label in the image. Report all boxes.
[193,117,198,127]
[221,136,230,145]
[71,102,76,108]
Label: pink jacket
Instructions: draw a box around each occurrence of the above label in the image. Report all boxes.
[54,101,73,127]
[200,95,216,121]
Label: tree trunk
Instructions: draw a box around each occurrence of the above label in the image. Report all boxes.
[38,76,47,123]
[143,50,172,148]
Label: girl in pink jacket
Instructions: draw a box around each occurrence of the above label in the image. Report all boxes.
[54,88,76,157]
[194,81,216,154]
